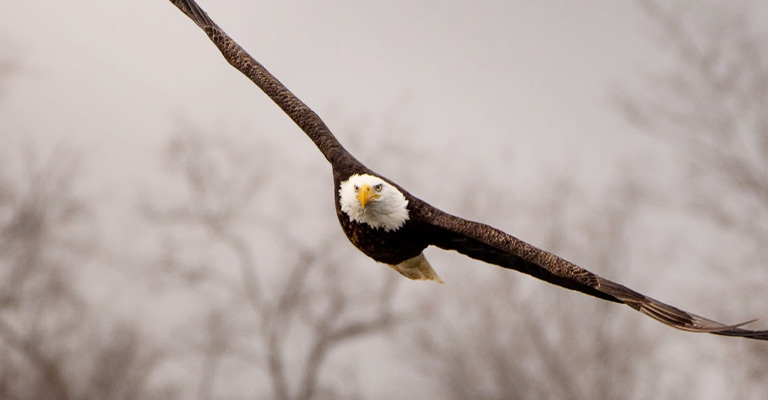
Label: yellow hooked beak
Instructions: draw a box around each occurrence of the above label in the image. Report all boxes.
[356,184,381,209]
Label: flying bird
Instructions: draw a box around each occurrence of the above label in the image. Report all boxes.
[168,0,768,340]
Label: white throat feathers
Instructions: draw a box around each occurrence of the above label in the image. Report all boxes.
[339,174,409,231]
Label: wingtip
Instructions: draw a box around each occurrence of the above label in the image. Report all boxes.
[711,319,768,340]
[729,318,759,329]
[641,300,768,340]
[169,0,215,31]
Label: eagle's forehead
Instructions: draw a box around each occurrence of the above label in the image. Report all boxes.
[347,173,384,186]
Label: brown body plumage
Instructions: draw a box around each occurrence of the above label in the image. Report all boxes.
[168,0,768,340]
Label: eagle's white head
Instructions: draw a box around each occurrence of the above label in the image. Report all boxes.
[339,174,409,232]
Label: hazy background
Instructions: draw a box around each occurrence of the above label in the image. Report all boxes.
[1,0,767,399]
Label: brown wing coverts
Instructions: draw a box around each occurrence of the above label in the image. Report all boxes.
[169,0,358,170]
[422,206,768,340]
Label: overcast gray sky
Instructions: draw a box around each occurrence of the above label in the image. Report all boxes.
[0,0,661,196]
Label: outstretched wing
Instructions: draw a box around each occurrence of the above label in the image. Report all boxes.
[169,0,767,341]
[169,0,363,172]
[420,206,768,340]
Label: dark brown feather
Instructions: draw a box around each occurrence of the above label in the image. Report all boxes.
[417,204,768,339]
[168,0,768,341]
[169,0,362,171]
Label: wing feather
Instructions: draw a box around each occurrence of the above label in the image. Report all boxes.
[169,0,363,171]
[422,207,768,340]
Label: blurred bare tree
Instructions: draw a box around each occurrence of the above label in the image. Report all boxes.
[0,148,172,400]
[0,43,174,399]
[147,131,407,400]
[0,48,18,101]
[622,0,768,246]
[408,179,654,399]
[619,0,768,397]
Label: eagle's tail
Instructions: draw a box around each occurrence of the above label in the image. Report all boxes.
[388,253,443,284]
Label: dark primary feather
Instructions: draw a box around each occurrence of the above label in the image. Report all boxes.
[168,0,768,340]
[169,0,361,172]
[419,205,768,339]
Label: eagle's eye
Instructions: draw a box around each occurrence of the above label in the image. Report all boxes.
[374,184,383,192]
[354,185,359,193]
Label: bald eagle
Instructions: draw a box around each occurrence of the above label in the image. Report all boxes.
[168,0,768,340]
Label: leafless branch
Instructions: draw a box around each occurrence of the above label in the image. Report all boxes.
[621,1,768,397]
[0,147,172,400]
[152,130,407,399]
